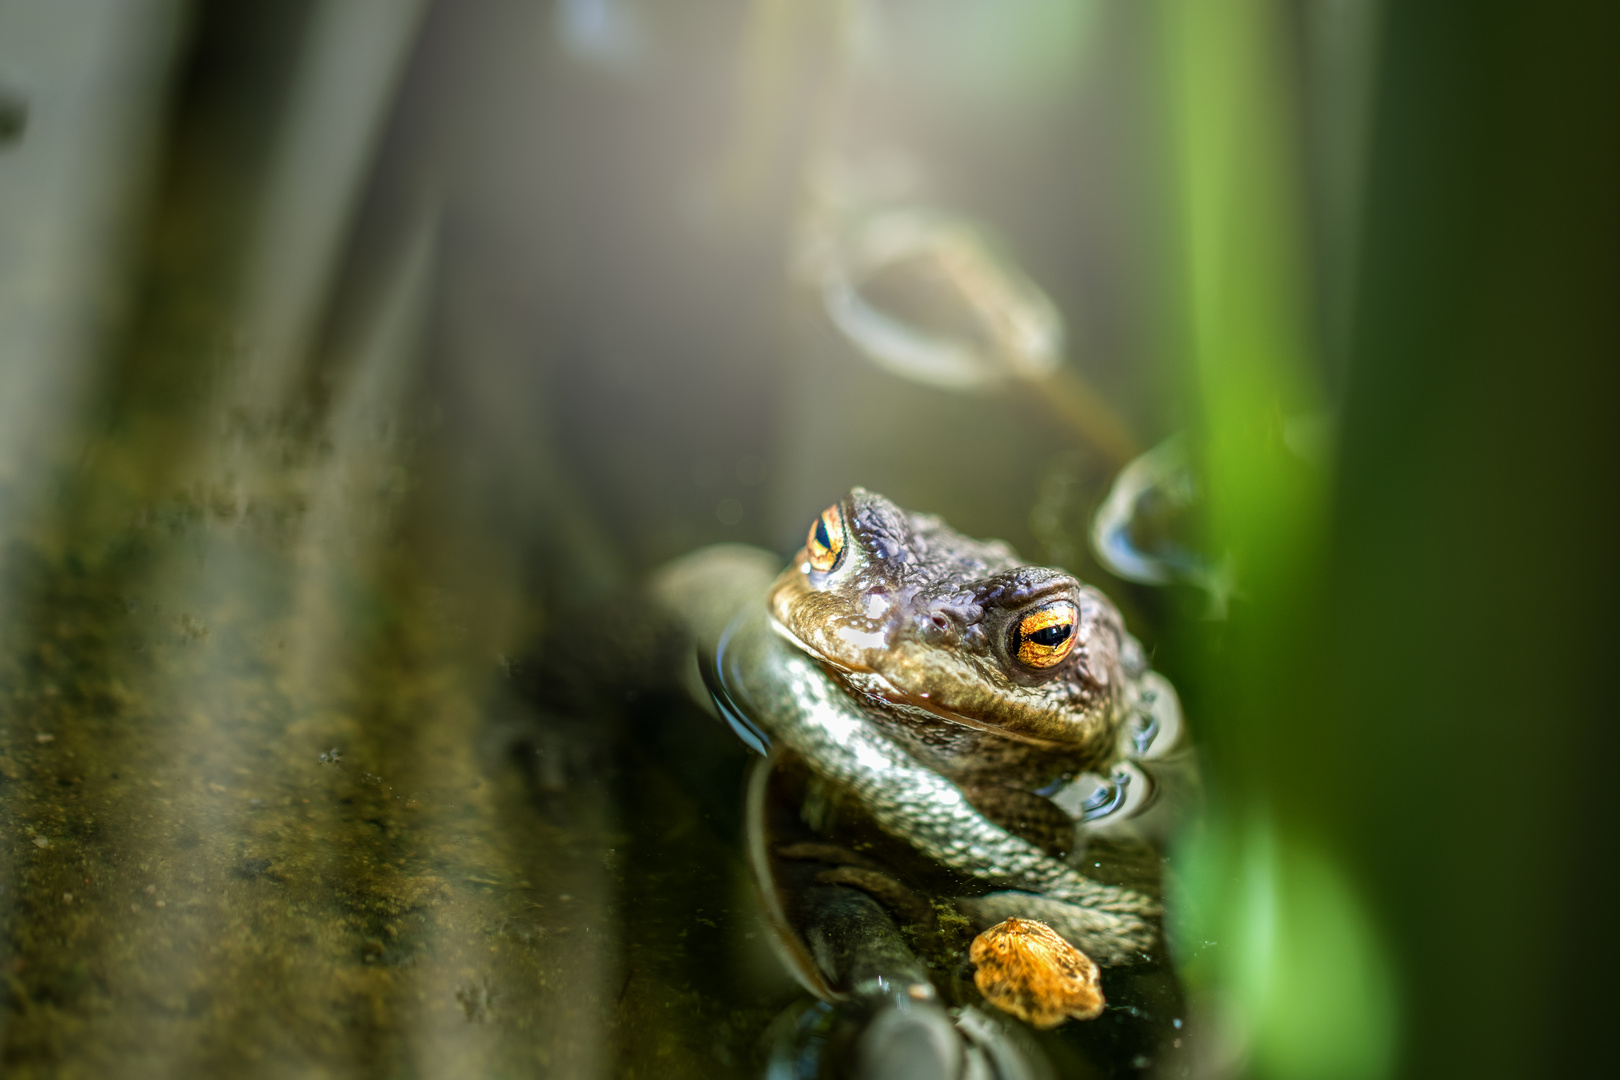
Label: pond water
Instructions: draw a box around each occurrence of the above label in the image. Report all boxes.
[0,476,1194,1080]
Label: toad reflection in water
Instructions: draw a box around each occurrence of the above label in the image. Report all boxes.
[651,488,1193,1073]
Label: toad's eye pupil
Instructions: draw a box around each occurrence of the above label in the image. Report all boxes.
[1029,623,1072,648]
[1014,601,1078,669]
[813,518,831,550]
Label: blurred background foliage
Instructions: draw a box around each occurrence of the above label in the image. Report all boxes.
[0,0,1615,1077]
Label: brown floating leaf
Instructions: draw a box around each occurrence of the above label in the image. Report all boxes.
[969,916,1105,1028]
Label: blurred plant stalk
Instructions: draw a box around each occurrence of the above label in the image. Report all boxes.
[1037,366,1139,467]
[0,0,185,612]
[808,198,1141,466]
[1157,0,1397,1077]
[714,0,851,222]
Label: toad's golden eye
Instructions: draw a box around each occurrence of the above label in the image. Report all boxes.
[806,504,845,572]
[1015,602,1077,669]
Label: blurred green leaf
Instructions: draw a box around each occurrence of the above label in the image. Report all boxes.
[1158,1,1397,1075]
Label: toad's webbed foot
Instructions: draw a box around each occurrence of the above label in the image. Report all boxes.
[777,836,1155,970]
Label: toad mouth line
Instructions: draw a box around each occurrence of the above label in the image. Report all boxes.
[769,616,1073,751]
